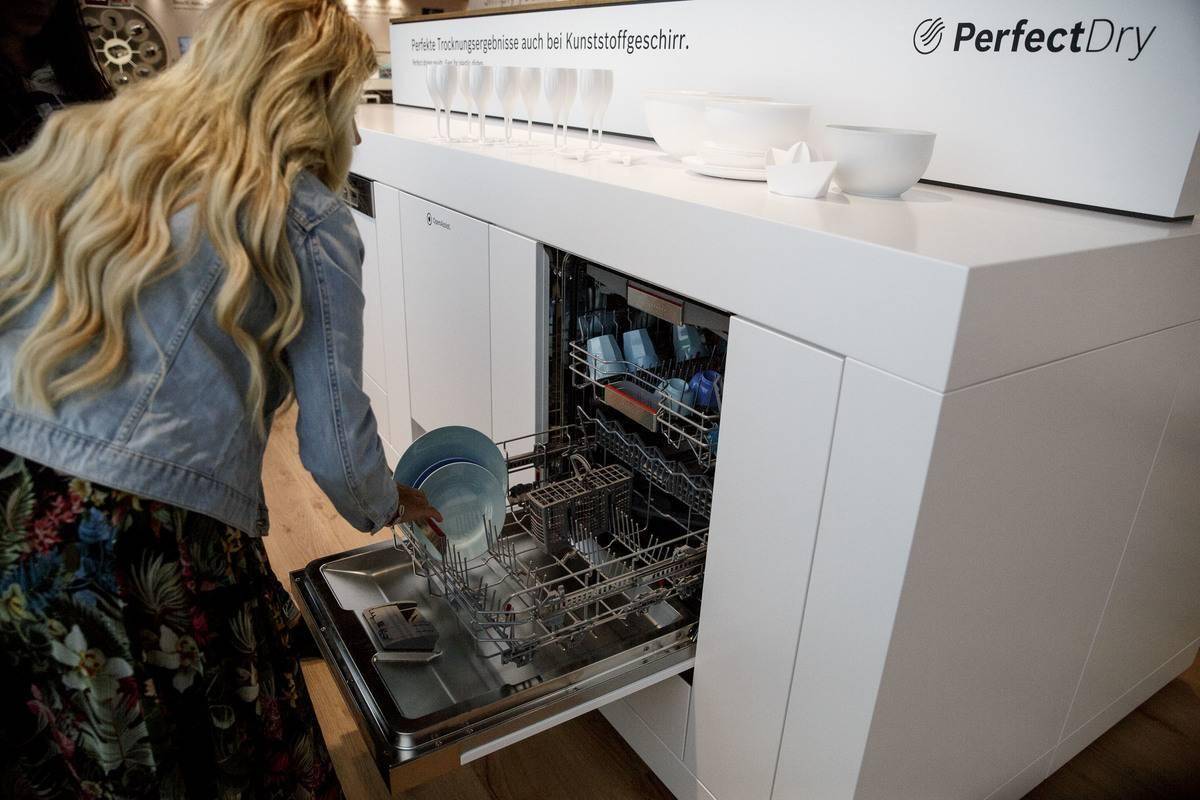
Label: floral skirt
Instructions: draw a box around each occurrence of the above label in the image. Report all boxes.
[0,451,343,800]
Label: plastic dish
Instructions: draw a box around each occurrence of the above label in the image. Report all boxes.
[394,425,509,499]
[673,324,707,361]
[681,156,767,182]
[622,329,659,370]
[414,461,505,562]
[587,334,626,380]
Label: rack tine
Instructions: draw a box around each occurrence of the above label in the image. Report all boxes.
[484,515,496,551]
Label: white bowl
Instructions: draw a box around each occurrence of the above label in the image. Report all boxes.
[642,90,768,158]
[698,140,766,169]
[703,100,811,158]
[823,125,936,197]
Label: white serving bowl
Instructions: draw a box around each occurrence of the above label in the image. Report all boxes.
[703,99,811,158]
[642,90,767,158]
[823,125,937,197]
[698,140,766,169]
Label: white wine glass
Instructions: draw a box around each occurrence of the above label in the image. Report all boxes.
[458,69,474,139]
[425,65,443,139]
[579,69,614,150]
[544,68,577,150]
[494,67,521,145]
[518,67,541,145]
[467,66,494,144]
[542,69,565,149]
[434,63,459,141]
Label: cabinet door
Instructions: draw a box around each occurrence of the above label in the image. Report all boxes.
[374,184,414,455]
[690,318,844,800]
[351,208,387,396]
[398,193,492,435]
[351,207,390,445]
[625,674,691,759]
[1052,321,1200,770]
[488,226,547,449]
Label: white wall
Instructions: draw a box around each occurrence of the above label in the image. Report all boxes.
[389,0,1200,217]
[132,0,412,59]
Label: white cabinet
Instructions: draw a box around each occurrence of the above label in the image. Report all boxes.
[770,361,944,800]
[689,318,844,800]
[774,323,1196,800]
[374,191,544,450]
[1051,321,1200,771]
[374,183,414,458]
[350,206,392,453]
[488,227,546,448]
[625,674,691,760]
[351,208,387,398]
[398,193,493,436]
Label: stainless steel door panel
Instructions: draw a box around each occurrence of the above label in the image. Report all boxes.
[292,539,697,794]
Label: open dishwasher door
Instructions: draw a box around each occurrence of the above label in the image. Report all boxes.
[292,525,698,794]
[292,245,727,794]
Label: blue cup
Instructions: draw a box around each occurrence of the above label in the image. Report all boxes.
[587,334,624,380]
[659,377,695,416]
[706,424,720,454]
[673,325,707,362]
[688,369,721,410]
[622,328,659,370]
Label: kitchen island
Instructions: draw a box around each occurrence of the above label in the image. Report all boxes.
[316,104,1200,800]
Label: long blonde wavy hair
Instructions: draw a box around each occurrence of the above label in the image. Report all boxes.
[0,0,375,427]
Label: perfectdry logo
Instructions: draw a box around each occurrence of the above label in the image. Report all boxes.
[913,17,1156,61]
[913,17,945,54]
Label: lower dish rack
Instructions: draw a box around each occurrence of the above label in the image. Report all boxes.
[392,429,709,666]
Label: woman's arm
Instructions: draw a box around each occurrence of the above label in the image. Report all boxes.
[284,201,400,532]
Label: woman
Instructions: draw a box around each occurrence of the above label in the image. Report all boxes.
[0,1,440,797]
[1,0,113,156]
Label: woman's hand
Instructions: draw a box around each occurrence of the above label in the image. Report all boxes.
[395,484,443,526]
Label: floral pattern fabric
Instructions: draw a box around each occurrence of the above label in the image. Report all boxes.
[0,450,343,800]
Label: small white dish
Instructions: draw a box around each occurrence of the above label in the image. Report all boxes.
[767,160,838,198]
[823,125,936,197]
[769,141,813,166]
[698,140,766,169]
[682,155,767,182]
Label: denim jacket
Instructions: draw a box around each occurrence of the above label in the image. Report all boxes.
[0,171,398,535]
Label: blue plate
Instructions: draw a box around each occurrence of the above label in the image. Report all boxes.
[394,425,508,497]
[413,462,505,562]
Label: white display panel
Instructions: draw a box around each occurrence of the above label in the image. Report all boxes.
[390,0,1200,218]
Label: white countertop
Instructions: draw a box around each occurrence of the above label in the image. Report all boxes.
[352,105,1200,391]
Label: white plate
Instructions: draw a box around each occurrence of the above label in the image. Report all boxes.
[415,461,505,562]
[682,155,767,182]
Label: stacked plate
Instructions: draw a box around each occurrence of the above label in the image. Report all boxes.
[394,426,508,562]
[680,99,812,182]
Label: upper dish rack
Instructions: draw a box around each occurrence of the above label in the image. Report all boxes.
[568,340,723,467]
[579,407,713,520]
[391,429,708,666]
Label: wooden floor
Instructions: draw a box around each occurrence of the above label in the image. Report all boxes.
[261,408,1200,800]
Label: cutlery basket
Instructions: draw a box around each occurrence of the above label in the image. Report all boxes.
[525,455,633,554]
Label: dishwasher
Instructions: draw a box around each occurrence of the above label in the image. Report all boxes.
[292,247,729,793]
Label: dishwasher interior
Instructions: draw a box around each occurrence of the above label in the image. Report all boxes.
[293,245,730,786]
